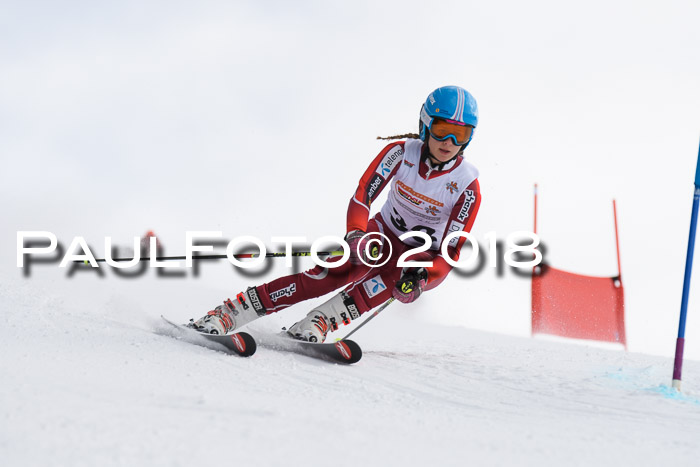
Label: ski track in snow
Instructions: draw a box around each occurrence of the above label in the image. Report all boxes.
[2,283,700,467]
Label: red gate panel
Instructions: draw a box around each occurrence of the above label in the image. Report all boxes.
[531,264,626,347]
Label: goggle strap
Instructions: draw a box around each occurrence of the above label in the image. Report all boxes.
[420,106,432,128]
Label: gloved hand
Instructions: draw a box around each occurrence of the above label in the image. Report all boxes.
[393,268,428,304]
[345,230,381,265]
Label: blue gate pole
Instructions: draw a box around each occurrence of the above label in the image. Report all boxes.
[673,141,700,391]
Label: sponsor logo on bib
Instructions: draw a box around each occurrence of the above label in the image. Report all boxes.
[362,276,387,298]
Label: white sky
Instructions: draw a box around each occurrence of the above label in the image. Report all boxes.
[1,0,699,358]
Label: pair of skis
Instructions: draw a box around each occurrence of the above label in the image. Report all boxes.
[160,316,362,364]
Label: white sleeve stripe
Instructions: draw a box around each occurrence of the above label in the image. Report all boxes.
[352,196,370,212]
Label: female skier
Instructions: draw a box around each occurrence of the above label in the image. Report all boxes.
[192,85,482,342]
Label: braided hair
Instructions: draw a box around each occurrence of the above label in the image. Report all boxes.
[376,133,420,141]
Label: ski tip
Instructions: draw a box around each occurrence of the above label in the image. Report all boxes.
[204,331,257,357]
[234,332,257,357]
[161,315,257,357]
[336,339,362,364]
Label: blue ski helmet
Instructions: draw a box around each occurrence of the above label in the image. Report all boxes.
[419,86,479,148]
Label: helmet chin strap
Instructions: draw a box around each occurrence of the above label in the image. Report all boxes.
[423,143,464,170]
[423,144,462,170]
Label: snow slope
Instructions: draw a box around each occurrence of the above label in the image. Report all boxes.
[2,282,699,467]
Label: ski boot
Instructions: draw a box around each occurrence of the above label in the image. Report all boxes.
[287,292,360,342]
[190,287,267,335]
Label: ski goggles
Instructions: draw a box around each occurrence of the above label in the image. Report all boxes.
[428,118,474,146]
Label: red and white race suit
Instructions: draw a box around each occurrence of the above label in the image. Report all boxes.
[255,139,481,316]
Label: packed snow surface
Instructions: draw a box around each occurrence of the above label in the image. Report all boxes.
[2,283,699,467]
